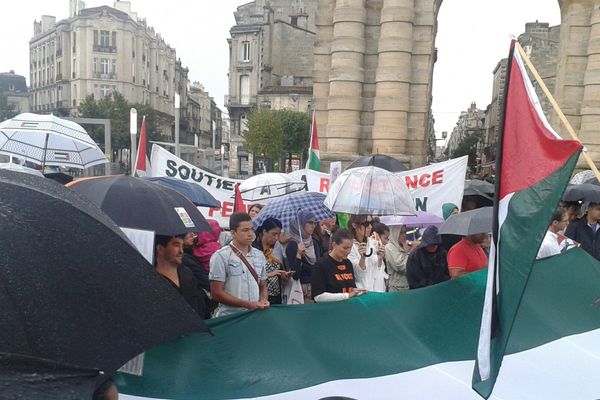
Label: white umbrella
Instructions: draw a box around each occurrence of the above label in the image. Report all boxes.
[239,172,305,202]
[0,162,44,177]
[0,113,108,169]
[324,166,416,216]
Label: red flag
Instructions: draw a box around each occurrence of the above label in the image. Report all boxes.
[134,116,148,177]
[233,183,246,213]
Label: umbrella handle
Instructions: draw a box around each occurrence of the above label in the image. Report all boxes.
[363,234,373,257]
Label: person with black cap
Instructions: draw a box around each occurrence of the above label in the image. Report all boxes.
[406,226,450,289]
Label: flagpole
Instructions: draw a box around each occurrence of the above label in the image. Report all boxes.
[515,42,600,181]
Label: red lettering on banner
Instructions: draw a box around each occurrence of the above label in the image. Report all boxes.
[418,174,431,188]
[208,204,221,217]
[221,201,233,218]
[320,178,330,193]
[432,170,444,185]
[404,170,445,190]
[405,175,418,190]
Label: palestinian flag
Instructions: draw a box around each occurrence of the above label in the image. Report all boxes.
[115,250,600,399]
[306,113,320,171]
[472,40,583,397]
[134,116,150,177]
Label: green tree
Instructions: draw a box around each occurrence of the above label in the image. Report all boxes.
[0,93,17,121]
[244,107,284,172]
[79,91,173,151]
[451,129,483,165]
[277,109,311,171]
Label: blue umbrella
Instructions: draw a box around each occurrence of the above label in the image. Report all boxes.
[252,191,335,232]
[144,176,220,208]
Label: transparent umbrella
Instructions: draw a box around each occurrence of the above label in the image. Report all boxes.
[324,166,416,216]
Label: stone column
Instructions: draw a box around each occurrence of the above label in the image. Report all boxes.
[553,0,593,135]
[313,0,336,162]
[579,1,600,163]
[325,0,367,161]
[371,0,414,156]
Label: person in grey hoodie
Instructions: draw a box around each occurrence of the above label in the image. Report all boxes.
[406,226,450,289]
[385,225,414,291]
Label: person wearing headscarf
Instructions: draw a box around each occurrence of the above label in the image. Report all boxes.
[385,225,416,291]
[193,219,222,272]
[285,210,321,302]
[441,202,462,253]
[442,203,459,220]
[406,225,450,289]
[253,217,291,304]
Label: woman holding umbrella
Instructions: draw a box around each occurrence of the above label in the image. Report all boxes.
[348,214,387,292]
[285,210,321,302]
[253,218,292,304]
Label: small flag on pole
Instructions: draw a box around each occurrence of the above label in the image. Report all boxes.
[233,183,246,213]
[306,113,320,171]
[134,116,150,177]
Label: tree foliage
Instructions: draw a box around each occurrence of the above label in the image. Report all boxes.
[451,129,483,164]
[0,93,17,121]
[78,91,172,151]
[244,108,284,170]
[279,109,311,155]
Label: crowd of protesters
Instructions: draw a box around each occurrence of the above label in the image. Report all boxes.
[149,197,599,324]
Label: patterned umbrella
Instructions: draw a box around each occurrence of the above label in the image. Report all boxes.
[0,113,107,169]
[252,191,335,232]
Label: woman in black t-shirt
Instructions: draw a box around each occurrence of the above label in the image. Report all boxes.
[311,229,367,302]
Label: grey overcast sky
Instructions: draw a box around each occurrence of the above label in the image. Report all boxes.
[1,0,560,142]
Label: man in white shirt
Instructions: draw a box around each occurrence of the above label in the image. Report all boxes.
[536,207,569,259]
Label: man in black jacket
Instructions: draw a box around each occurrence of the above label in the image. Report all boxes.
[406,226,450,289]
[565,203,600,260]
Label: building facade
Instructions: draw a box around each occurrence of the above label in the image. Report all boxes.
[226,0,317,177]
[0,71,29,119]
[445,102,485,161]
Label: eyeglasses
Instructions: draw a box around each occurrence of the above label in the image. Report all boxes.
[361,221,372,227]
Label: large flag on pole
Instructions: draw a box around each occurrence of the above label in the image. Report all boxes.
[134,116,150,177]
[472,40,583,397]
[306,113,320,171]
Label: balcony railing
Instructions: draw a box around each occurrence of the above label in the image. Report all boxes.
[93,45,117,53]
[93,72,117,80]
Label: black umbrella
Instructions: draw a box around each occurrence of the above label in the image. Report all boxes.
[439,206,493,235]
[0,352,99,399]
[347,154,408,172]
[464,179,494,198]
[143,176,220,208]
[67,175,211,235]
[44,172,74,185]
[0,169,208,379]
[563,183,600,203]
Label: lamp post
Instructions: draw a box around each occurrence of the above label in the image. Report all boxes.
[174,93,180,158]
[130,108,137,175]
[220,143,225,177]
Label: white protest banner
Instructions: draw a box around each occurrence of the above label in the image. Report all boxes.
[396,156,468,217]
[151,145,244,227]
[288,169,331,193]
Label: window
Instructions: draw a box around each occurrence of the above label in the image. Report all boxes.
[291,16,298,26]
[94,30,98,46]
[100,59,109,75]
[72,32,76,51]
[100,84,110,98]
[100,31,110,48]
[93,58,97,73]
[112,32,117,48]
[111,60,116,75]
[242,41,250,62]
[240,75,250,104]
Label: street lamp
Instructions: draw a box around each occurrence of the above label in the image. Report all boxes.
[220,143,225,177]
[130,108,137,175]
[174,93,180,158]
